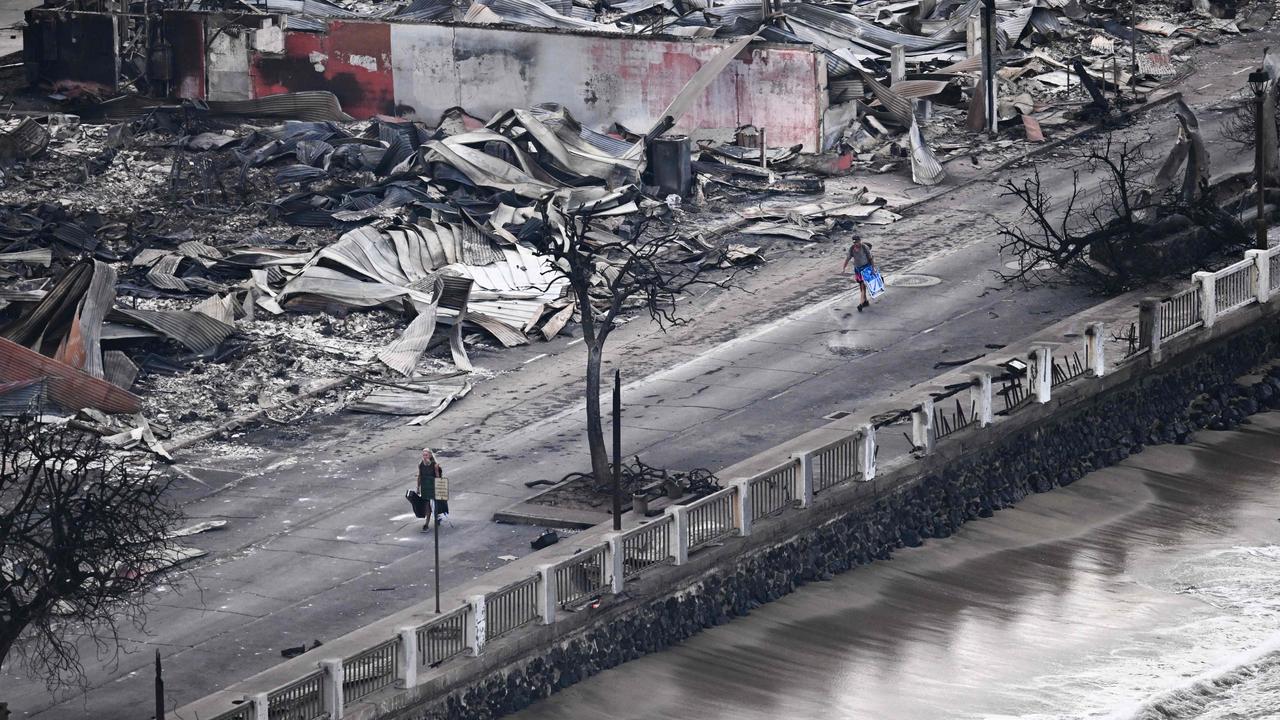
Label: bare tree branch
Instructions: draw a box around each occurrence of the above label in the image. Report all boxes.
[0,414,182,693]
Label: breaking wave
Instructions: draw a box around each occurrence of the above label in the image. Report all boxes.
[1112,641,1280,720]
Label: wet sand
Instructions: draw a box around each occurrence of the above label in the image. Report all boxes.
[512,414,1280,720]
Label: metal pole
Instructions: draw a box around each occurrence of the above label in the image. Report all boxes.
[154,650,164,720]
[981,0,998,138]
[1130,0,1138,94]
[1258,87,1269,250]
[612,368,622,531]
[433,502,441,613]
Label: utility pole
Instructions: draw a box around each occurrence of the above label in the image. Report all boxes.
[612,369,622,531]
[981,0,998,138]
[1130,0,1139,98]
[154,650,164,720]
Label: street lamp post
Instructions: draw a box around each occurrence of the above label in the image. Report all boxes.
[612,369,622,531]
[1250,69,1270,250]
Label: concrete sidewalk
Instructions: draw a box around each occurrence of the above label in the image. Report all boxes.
[3,32,1272,718]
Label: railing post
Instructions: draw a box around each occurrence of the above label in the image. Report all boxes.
[1086,322,1106,377]
[733,480,752,536]
[859,423,876,481]
[1030,345,1052,403]
[1138,298,1162,364]
[1194,271,1217,327]
[537,566,556,624]
[666,505,689,565]
[1246,248,1270,303]
[251,693,270,720]
[320,659,344,719]
[910,397,935,453]
[970,370,993,427]
[607,533,625,594]
[397,626,417,689]
[795,453,813,508]
[466,594,486,656]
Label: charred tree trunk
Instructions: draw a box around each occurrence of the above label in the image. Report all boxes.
[583,340,612,491]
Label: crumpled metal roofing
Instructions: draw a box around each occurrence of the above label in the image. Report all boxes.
[0,378,48,416]
[781,3,960,53]
[279,222,567,346]
[908,120,945,186]
[0,337,140,414]
[471,0,610,30]
[110,307,236,354]
[203,92,354,123]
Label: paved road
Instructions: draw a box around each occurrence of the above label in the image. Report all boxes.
[5,33,1272,718]
[0,0,36,57]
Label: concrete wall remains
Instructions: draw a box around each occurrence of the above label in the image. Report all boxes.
[163,16,826,150]
[24,11,827,149]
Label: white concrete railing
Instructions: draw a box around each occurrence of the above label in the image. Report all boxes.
[185,244,1280,720]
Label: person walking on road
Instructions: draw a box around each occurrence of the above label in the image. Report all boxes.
[841,233,877,311]
[418,448,445,531]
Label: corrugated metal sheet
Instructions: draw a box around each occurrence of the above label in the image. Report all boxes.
[0,249,52,266]
[376,294,440,376]
[908,120,945,186]
[782,3,958,52]
[146,254,190,291]
[0,378,49,416]
[856,68,914,126]
[892,79,951,99]
[204,92,354,122]
[466,311,529,347]
[110,308,236,353]
[102,350,139,389]
[0,337,140,414]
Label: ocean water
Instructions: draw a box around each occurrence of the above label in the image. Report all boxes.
[511,414,1280,720]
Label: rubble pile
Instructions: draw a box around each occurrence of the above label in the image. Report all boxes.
[0,91,889,449]
[3,0,1273,453]
[236,0,1275,173]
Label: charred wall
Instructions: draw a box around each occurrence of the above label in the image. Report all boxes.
[23,10,120,93]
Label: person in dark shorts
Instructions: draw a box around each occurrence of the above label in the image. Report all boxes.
[418,448,446,531]
[840,234,876,311]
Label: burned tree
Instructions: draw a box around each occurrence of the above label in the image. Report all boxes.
[998,116,1246,293]
[522,191,727,503]
[0,415,181,691]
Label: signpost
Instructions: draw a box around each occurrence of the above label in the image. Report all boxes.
[432,477,449,613]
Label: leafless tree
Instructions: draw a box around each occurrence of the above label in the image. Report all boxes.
[997,132,1245,293]
[524,193,730,496]
[0,414,181,693]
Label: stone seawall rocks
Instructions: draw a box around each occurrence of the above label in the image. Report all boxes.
[401,322,1280,720]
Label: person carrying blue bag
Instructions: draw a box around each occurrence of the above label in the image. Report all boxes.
[840,232,883,311]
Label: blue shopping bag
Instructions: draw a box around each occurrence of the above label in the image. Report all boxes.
[860,266,886,299]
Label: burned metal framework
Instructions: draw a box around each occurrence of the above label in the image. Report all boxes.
[995,358,1034,416]
[931,381,979,441]
[1050,348,1089,387]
